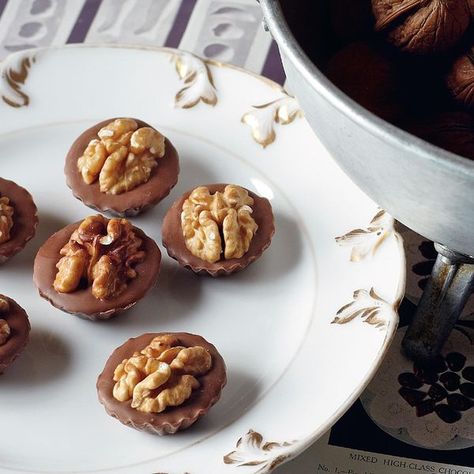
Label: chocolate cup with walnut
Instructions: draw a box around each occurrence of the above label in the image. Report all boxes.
[0,178,38,264]
[65,118,180,217]
[162,184,275,276]
[97,332,227,435]
[0,295,30,374]
[33,221,161,320]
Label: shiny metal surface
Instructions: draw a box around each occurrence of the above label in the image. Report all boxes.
[260,0,474,256]
[402,245,474,362]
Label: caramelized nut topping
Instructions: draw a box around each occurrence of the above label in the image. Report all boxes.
[0,297,10,346]
[53,215,145,300]
[77,118,166,195]
[112,334,212,413]
[0,196,14,245]
[181,185,258,263]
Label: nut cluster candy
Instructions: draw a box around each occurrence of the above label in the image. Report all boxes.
[112,334,212,413]
[0,295,30,374]
[97,332,227,435]
[163,183,275,276]
[34,215,161,320]
[0,298,11,346]
[0,177,38,264]
[0,195,14,245]
[65,117,180,216]
[53,215,145,300]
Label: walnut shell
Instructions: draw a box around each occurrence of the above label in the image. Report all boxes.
[325,41,403,121]
[407,111,474,160]
[372,0,471,54]
[446,48,474,110]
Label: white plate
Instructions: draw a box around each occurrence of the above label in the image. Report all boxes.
[0,45,405,473]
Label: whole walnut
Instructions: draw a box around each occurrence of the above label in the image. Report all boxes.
[407,111,474,160]
[325,41,403,121]
[372,0,471,54]
[446,48,474,110]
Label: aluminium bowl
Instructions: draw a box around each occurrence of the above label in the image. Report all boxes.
[260,0,474,256]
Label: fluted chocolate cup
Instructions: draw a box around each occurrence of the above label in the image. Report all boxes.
[65,118,179,217]
[97,332,227,435]
[162,184,275,276]
[33,220,161,320]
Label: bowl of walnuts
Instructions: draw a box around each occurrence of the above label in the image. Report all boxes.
[259,0,474,257]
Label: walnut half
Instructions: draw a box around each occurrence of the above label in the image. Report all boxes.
[53,215,145,300]
[0,297,10,346]
[0,196,14,245]
[181,185,258,263]
[77,118,166,195]
[112,334,212,413]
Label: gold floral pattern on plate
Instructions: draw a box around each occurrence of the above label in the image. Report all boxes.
[242,93,303,148]
[336,209,395,262]
[224,430,296,472]
[334,209,405,330]
[1,54,35,108]
[332,288,398,329]
[172,51,217,108]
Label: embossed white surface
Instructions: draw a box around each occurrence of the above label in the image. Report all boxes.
[180,0,272,70]
[0,45,404,473]
[0,0,276,77]
[86,0,182,47]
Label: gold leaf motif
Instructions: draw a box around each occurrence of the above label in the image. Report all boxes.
[332,288,396,329]
[172,52,217,108]
[224,429,296,472]
[268,454,291,470]
[335,209,395,261]
[1,55,35,108]
[242,95,303,148]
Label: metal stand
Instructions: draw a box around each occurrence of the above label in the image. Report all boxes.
[402,244,474,364]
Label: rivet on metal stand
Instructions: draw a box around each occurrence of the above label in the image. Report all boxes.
[402,244,474,364]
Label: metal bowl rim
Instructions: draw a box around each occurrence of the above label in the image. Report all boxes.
[259,0,474,178]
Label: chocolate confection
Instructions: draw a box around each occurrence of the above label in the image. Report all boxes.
[97,332,227,435]
[0,295,30,374]
[33,217,161,320]
[0,178,38,264]
[162,184,275,276]
[65,118,179,216]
